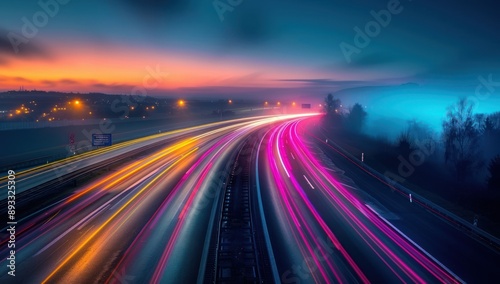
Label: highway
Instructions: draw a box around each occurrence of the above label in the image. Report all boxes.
[0,114,498,283]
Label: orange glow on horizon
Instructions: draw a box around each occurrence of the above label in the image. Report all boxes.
[0,40,329,93]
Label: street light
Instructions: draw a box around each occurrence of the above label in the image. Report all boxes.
[228,99,232,104]
[292,102,296,106]
[277,102,281,106]
[178,100,185,107]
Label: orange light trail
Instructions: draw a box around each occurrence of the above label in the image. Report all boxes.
[41,147,198,284]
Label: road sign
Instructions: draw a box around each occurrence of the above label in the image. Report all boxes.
[92,133,112,146]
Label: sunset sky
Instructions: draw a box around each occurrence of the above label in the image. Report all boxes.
[1,0,499,99]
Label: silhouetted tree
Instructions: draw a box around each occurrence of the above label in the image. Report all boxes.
[405,119,437,157]
[396,130,412,158]
[488,112,500,128]
[442,98,483,181]
[323,93,342,127]
[323,93,341,115]
[483,116,496,135]
[488,156,500,190]
[345,103,367,133]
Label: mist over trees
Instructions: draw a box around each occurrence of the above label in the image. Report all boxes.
[345,103,367,133]
[442,98,483,181]
[323,93,343,125]
[488,156,500,191]
[322,94,367,134]
[322,93,500,190]
[323,93,341,115]
[321,93,500,234]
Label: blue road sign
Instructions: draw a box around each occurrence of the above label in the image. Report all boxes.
[92,133,112,146]
[301,104,311,109]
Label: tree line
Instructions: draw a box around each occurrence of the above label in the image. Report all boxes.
[322,94,500,191]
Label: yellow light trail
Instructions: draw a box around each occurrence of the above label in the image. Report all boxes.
[0,116,274,182]
[41,147,199,284]
[64,138,196,204]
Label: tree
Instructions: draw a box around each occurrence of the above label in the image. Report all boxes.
[323,93,341,115]
[483,116,496,135]
[488,155,500,190]
[323,93,342,127]
[345,103,367,133]
[442,98,483,180]
[406,119,436,156]
[396,130,412,158]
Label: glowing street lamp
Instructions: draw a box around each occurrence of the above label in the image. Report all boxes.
[292,102,296,106]
[178,100,185,107]
[265,101,268,106]
[228,99,232,104]
[277,102,281,106]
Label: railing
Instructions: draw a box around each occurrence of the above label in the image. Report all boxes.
[321,130,500,252]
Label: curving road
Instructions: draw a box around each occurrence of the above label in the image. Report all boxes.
[1,114,497,283]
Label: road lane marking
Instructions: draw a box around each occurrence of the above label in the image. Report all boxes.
[365,204,465,284]
[35,154,182,257]
[35,204,110,256]
[42,149,197,284]
[303,175,315,189]
[43,210,61,225]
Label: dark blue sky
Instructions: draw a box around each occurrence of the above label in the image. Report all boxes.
[1,0,499,105]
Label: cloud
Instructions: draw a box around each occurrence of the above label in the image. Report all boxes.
[275,79,371,90]
[114,0,191,18]
[348,53,398,68]
[59,79,79,85]
[325,53,400,72]
[0,76,31,83]
[220,3,276,47]
[11,76,34,83]
[0,28,50,62]
[219,72,264,85]
[277,78,367,85]
[90,82,138,94]
[39,79,81,87]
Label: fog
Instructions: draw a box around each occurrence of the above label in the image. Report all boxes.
[335,84,500,141]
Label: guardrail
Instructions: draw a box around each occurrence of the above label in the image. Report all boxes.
[319,129,500,253]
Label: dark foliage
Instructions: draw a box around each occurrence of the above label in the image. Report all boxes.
[345,103,367,133]
[488,155,500,190]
